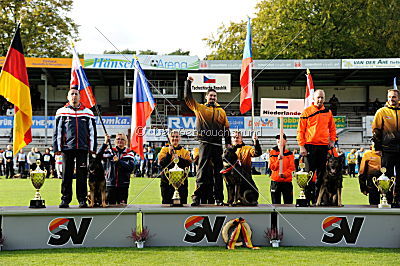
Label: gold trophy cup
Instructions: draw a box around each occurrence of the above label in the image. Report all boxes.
[164,157,189,207]
[292,163,313,207]
[373,167,395,208]
[29,160,46,208]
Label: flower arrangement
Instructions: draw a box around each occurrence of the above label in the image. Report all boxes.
[130,227,151,242]
[265,227,284,241]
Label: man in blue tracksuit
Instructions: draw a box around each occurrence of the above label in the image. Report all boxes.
[53,88,97,208]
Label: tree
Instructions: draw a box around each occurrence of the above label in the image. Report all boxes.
[204,0,400,59]
[0,0,79,57]
[139,49,158,55]
[168,49,190,55]
[104,49,136,54]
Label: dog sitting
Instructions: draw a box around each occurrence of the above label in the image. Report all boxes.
[221,147,258,206]
[87,156,107,208]
[316,154,343,207]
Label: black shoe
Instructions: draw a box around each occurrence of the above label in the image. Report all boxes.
[79,201,88,208]
[191,200,200,207]
[215,200,224,206]
[59,201,69,208]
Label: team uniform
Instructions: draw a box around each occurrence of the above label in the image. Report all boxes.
[269,147,295,204]
[158,145,192,204]
[98,144,135,204]
[184,79,231,205]
[358,149,384,205]
[297,104,336,204]
[372,101,400,203]
[53,103,97,205]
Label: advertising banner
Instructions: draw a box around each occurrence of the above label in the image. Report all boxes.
[84,54,199,70]
[342,58,400,69]
[260,98,304,117]
[187,73,231,93]
[279,116,347,129]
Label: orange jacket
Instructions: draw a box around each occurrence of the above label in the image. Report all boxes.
[269,147,295,182]
[297,104,336,146]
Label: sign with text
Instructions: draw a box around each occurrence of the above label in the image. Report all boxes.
[279,116,347,129]
[187,73,231,93]
[342,58,400,69]
[260,98,304,117]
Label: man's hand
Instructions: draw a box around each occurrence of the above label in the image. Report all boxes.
[278,154,283,160]
[104,134,110,144]
[225,144,232,149]
[362,191,368,196]
[299,146,307,156]
[376,150,382,156]
[187,76,194,82]
[168,145,174,154]
[252,132,258,143]
[113,155,118,162]
[279,174,285,179]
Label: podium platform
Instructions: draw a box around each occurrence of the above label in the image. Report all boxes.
[1,204,399,250]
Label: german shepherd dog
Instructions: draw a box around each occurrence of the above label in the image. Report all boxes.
[87,156,107,208]
[316,154,343,207]
[221,147,258,206]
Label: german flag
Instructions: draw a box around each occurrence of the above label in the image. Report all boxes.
[0,24,32,154]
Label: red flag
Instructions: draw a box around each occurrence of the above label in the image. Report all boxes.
[0,25,32,154]
[304,69,314,109]
[240,18,253,114]
[130,60,156,159]
[70,46,96,108]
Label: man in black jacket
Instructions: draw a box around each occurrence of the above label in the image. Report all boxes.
[53,88,97,208]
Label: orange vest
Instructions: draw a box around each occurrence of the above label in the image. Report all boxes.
[269,147,295,182]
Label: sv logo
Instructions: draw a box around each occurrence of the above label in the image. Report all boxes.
[48,217,92,246]
[321,216,364,245]
[183,216,226,243]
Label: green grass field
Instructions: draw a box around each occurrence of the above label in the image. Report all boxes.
[1,175,399,265]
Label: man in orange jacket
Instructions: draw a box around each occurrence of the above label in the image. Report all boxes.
[297,89,336,204]
[269,134,295,204]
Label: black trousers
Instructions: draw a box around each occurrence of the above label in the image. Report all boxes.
[193,142,224,203]
[271,181,293,204]
[348,164,356,177]
[61,150,88,204]
[43,163,51,179]
[160,179,188,204]
[304,144,328,204]
[106,187,129,205]
[5,161,14,179]
[382,151,400,202]
[18,162,26,174]
[0,163,3,176]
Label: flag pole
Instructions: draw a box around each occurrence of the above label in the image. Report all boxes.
[279,117,284,175]
[251,62,255,133]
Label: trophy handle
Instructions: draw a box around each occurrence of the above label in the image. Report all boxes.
[307,171,314,185]
[389,177,396,191]
[163,168,169,178]
[372,176,379,190]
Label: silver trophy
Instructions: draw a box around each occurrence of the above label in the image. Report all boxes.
[373,167,395,208]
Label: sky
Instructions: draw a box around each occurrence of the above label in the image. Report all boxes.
[72,0,258,59]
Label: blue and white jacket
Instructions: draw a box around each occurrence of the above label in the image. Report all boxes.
[53,103,97,152]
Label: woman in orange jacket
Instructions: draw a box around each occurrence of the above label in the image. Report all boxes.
[269,134,295,204]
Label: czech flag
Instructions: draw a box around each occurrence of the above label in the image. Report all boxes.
[130,60,156,159]
[239,18,253,114]
[0,24,32,154]
[304,68,314,109]
[204,75,216,83]
[70,45,96,108]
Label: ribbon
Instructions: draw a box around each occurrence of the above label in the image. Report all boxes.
[227,218,260,250]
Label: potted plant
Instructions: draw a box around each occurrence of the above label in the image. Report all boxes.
[129,227,150,248]
[265,227,283,247]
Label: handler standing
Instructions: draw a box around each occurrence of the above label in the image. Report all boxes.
[297,89,336,204]
[184,76,231,206]
[372,89,400,205]
[53,88,97,208]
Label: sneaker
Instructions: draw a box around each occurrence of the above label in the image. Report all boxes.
[79,201,88,208]
[59,201,69,208]
[191,200,200,207]
[215,200,224,206]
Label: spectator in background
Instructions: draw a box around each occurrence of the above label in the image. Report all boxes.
[17,149,27,176]
[54,152,63,179]
[42,148,53,179]
[0,148,4,176]
[347,149,357,178]
[4,145,14,179]
[356,147,365,172]
[34,147,43,169]
[146,146,155,177]
[337,148,346,173]
[328,94,339,116]
[49,146,55,177]
[293,149,300,171]
[373,98,381,113]
[27,147,38,170]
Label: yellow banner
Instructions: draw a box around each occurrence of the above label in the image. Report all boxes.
[0,57,83,68]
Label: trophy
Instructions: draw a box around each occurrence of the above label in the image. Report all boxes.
[373,167,395,208]
[292,163,313,207]
[163,157,189,207]
[29,160,46,208]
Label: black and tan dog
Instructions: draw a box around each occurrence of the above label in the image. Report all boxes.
[221,147,258,206]
[87,156,107,208]
[316,154,343,207]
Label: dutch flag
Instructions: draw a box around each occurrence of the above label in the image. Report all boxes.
[276,100,289,109]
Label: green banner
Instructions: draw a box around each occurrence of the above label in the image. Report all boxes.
[279,116,346,129]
